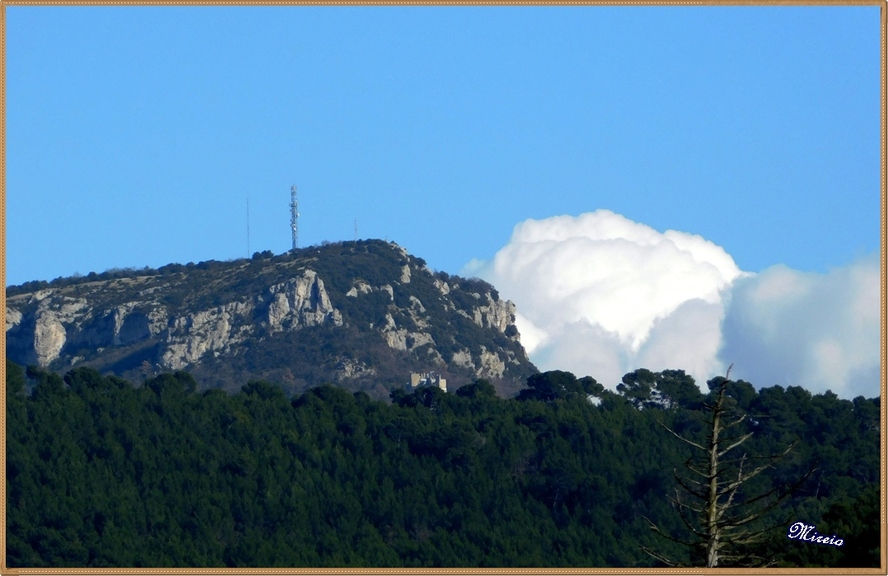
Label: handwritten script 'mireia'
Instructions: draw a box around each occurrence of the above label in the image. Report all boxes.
[787,522,844,547]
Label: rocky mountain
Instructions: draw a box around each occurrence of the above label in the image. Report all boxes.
[5,240,537,399]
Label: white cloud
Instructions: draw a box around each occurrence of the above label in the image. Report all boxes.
[637,298,726,384]
[465,210,880,398]
[720,254,880,398]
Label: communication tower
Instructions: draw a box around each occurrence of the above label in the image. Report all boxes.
[290,185,299,250]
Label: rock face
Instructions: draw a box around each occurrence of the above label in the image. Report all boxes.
[162,301,253,370]
[5,239,537,398]
[472,293,517,334]
[266,271,343,332]
[7,268,348,374]
[7,294,89,366]
[477,346,507,379]
[32,311,67,367]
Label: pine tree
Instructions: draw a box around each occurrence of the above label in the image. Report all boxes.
[643,365,808,567]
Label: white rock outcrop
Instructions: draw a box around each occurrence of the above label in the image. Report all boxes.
[406,332,434,349]
[33,310,67,366]
[334,358,377,381]
[408,296,426,313]
[6,308,22,332]
[451,348,474,369]
[110,304,167,346]
[471,293,516,334]
[380,312,436,355]
[24,295,90,366]
[267,270,343,331]
[346,281,372,297]
[477,346,506,380]
[162,301,253,370]
[381,313,408,351]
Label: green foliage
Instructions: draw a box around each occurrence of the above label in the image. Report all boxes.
[455,379,497,400]
[617,369,702,410]
[517,370,600,403]
[617,368,658,408]
[6,361,880,568]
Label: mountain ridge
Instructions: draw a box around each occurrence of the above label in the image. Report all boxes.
[5,239,537,399]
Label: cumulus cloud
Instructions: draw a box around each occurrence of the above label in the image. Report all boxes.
[720,254,880,399]
[464,210,880,398]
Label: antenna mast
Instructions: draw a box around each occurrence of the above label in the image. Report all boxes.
[290,185,299,250]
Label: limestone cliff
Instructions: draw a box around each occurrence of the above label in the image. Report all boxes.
[6,240,536,399]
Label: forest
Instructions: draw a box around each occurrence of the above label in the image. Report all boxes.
[5,360,881,568]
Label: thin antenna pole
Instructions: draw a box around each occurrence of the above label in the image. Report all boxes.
[247,198,250,256]
[290,185,299,250]
[354,219,357,242]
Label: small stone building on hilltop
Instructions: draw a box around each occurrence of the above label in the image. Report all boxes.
[410,371,447,392]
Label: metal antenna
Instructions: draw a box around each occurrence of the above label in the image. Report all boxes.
[247,198,250,256]
[354,219,357,242]
[290,185,299,250]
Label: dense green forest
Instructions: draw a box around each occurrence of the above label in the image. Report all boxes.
[5,360,881,568]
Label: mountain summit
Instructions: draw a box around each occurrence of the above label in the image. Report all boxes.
[6,240,537,399]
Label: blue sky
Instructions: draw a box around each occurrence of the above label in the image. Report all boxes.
[5,6,883,395]
[6,6,880,286]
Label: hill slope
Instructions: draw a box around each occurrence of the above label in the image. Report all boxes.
[6,362,880,568]
[5,240,537,399]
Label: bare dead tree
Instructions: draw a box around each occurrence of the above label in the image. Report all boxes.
[642,364,811,568]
